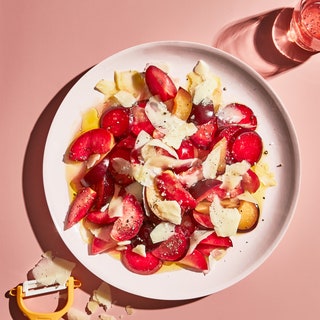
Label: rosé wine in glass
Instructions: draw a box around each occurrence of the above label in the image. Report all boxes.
[289,0,320,52]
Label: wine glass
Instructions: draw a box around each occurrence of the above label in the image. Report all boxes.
[273,0,320,62]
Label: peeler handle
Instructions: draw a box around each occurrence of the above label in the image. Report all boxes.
[26,315,61,320]
[15,277,78,320]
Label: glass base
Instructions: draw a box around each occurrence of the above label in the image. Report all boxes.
[272,8,316,62]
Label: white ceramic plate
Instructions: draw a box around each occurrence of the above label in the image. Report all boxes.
[43,41,300,300]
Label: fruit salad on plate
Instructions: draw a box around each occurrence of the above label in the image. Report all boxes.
[63,60,275,275]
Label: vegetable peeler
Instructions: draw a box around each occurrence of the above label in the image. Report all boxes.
[9,276,81,320]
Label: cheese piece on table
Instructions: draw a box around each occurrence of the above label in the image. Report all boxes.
[31,251,76,286]
[91,282,112,310]
[67,307,90,320]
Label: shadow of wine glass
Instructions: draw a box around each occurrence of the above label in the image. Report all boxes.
[213,7,317,78]
[20,68,198,316]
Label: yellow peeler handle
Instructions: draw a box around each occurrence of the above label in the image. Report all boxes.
[14,276,80,320]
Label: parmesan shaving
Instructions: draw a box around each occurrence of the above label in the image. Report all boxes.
[67,307,90,320]
[210,196,241,237]
[153,200,182,224]
[237,191,258,204]
[114,90,137,107]
[188,60,221,105]
[131,162,161,187]
[91,282,112,310]
[193,60,210,78]
[125,305,134,315]
[220,160,251,190]
[145,187,182,224]
[108,185,123,218]
[150,222,175,243]
[217,105,245,123]
[31,251,76,286]
[94,79,117,99]
[132,244,147,257]
[145,154,200,170]
[99,315,117,320]
[145,97,197,148]
[125,181,143,202]
[134,130,152,150]
[116,245,128,251]
[202,144,222,179]
[193,78,218,105]
[86,154,101,169]
[87,300,99,314]
[88,224,113,242]
[117,240,131,246]
[187,230,214,255]
[79,219,94,243]
[146,138,179,158]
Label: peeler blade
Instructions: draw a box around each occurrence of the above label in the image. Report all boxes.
[22,279,68,297]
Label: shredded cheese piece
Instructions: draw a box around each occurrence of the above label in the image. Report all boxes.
[187,230,214,255]
[31,251,76,286]
[91,282,112,310]
[132,244,147,257]
[150,222,175,243]
[125,305,134,315]
[99,315,117,320]
[210,196,241,237]
[145,97,197,148]
[220,160,251,190]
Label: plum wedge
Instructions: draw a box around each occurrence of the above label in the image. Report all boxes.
[65,187,97,229]
[154,170,197,210]
[145,65,177,101]
[68,128,114,161]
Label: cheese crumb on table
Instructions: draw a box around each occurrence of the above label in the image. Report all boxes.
[98,315,117,320]
[125,305,134,315]
[88,282,112,310]
[87,300,100,314]
[67,307,90,320]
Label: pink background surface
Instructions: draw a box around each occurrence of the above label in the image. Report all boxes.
[1,0,319,319]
